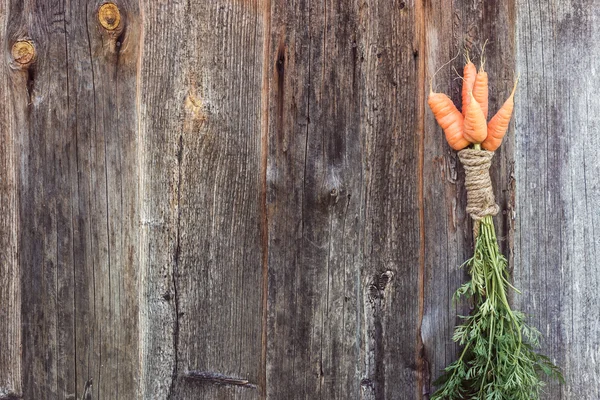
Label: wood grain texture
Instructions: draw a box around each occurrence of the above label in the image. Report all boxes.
[514,1,600,398]
[265,0,422,398]
[0,0,20,397]
[5,0,141,398]
[138,1,265,399]
[1,0,598,399]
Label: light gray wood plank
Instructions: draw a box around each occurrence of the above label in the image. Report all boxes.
[0,0,21,397]
[515,1,600,398]
[138,1,265,399]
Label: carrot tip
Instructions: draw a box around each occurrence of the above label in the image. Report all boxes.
[480,39,488,71]
[510,76,520,97]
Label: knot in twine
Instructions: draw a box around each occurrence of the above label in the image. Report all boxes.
[457,149,499,222]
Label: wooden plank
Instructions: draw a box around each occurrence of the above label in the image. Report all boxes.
[86,2,142,398]
[137,0,185,396]
[421,2,468,396]
[421,0,516,396]
[0,0,21,397]
[265,0,422,398]
[357,2,424,398]
[514,1,600,398]
[5,0,142,398]
[138,1,265,399]
[7,2,71,398]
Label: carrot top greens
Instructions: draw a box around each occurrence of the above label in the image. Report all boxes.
[431,215,563,400]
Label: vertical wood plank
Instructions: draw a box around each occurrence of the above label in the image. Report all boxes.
[139,1,265,399]
[86,2,142,397]
[515,0,600,397]
[137,1,185,397]
[5,0,142,398]
[0,0,20,396]
[8,1,72,397]
[422,0,515,396]
[265,0,423,398]
[265,0,363,397]
[358,1,423,398]
[421,0,470,392]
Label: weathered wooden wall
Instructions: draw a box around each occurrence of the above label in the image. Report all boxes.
[514,1,600,398]
[0,0,597,399]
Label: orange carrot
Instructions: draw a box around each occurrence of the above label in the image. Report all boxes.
[428,88,470,150]
[473,42,489,119]
[482,79,518,151]
[473,66,488,119]
[463,92,487,143]
[462,54,477,117]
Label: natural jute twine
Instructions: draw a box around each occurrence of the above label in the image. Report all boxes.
[458,149,499,236]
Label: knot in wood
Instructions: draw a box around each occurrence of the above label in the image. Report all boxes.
[11,40,35,66]
[98,3,121,30]
[457,149,499,221]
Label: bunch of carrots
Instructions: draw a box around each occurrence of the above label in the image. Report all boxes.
[428,52,516,151]
[427,50,562,399]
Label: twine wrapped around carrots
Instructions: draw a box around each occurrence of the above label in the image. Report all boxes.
[427,49,562,400]
[458,149,499,237]
[458,149,499,221]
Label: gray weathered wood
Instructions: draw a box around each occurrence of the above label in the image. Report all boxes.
[4,0,141,398]
[139,1,265,399]
[0,0,598,399]
[0,1,20,397]
[514,1,600,398]
[265,0,422,398]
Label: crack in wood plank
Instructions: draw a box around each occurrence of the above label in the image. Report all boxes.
[182,371,258,389]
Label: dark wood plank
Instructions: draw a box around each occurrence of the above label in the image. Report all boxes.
[264,0,362,397]
[514,1,600,397]
[421,0,516,396]
[138,1,265,399]
[5,0,142,398]
[265,0,422,398]
[7,1,72,397]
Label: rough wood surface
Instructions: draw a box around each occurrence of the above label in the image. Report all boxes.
[0,1,20,397]
[5,0,141,398]
[139,1,265,399]
[0,0,598,399]
[514,1,600,398]
[264,0,422,398]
